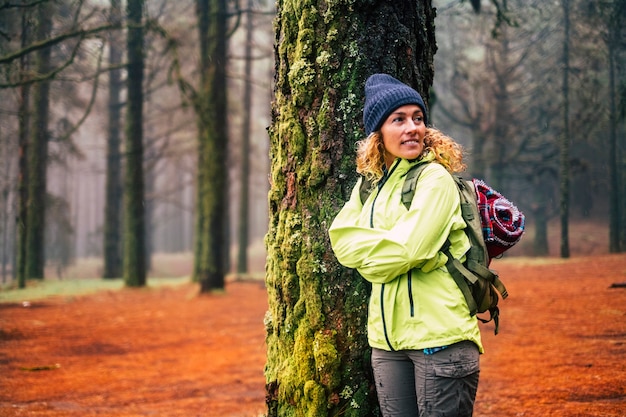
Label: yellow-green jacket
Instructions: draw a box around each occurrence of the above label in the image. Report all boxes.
[328,157,483,353]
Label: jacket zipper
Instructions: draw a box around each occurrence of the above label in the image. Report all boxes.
[370,159,401,351]
[369,159,400,226]
[407,270,414,317]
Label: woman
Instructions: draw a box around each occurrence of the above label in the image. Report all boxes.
[329,74,482,417]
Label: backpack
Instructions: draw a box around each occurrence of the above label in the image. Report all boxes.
[359,162,525,335]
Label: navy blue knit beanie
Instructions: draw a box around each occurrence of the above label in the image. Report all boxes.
[363,74,428,135]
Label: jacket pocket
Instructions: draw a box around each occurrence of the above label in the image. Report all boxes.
[432,342,480,379]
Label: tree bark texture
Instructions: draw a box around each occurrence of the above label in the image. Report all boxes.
[25,3,53,280]
[123,0,146,287]
[103,0,124,279]
[264,1,436,415]
[194,0,230,292]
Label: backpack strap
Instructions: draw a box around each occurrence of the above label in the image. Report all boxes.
[442,242,503,335]
[359,176,374,205]
[465,259,508,300]
[441,242,479,315]
[400,163,429,210]
[359,162,430,209]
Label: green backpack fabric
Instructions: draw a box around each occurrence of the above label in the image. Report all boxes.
[359,163,512,335]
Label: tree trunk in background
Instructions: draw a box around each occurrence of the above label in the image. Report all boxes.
[532,172,550,256]
[194,0,229,292]
[143,94,156,273]
[607,0,626,253]
[608,30,619,253]
[489,21,511,191]
[264,1,436,415]
[471,129,488,180]
[123,0,146,287]
[559,0,571,258]
[143,156,155,272]
[25,3,53,280]
[237,0,253,275]
[1,175,9,284]
[16,10,31,288]
[103,0,124,279]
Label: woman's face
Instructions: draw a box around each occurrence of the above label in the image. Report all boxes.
[380,104,426,168]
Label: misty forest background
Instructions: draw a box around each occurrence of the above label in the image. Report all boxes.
[1,0,625,288]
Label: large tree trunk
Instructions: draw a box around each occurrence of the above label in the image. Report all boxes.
[264,1,436,415]
[194,0,229,292]
[103,0,123,279]
[123,0,146,287]
[25,2,53,280]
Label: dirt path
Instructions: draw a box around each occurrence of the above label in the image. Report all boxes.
[476,254,626,417]
[1,281,269,417]
[1,254,626,417]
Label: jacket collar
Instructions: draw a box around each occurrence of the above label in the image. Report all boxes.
[390,151,435,176]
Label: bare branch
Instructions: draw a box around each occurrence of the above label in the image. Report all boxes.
[54,40,106,145]
[0,33,90,88]
[0,22,121,66]
[0,0,48,11]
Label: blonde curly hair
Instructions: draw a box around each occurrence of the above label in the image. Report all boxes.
[355,127,466,184]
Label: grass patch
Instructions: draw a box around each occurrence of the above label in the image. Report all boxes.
[0,276,190,304]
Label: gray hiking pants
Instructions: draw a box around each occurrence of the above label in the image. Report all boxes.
[371,341,480,417]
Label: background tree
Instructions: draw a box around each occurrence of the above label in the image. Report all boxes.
[236,0,254,275]
[25,1,54,280]
[229,0,274,277]
[560,0,571,258]
[264,1,436,415]
[141,2,196,271]
[123,0,147,287]
[0,50,19,282]
[103,0,124,279]
[603,0,626,252]
[16,8,32,288]
[0,128,14,283]
[192,0,230,292]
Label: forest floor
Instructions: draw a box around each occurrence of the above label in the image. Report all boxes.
[1,253,626,417]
